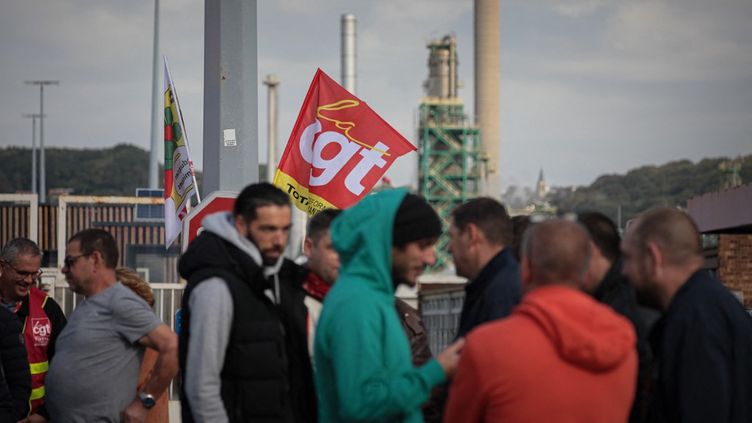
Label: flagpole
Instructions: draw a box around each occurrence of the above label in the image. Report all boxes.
[164,56,202,203]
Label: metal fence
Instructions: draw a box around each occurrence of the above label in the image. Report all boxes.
[44,270,184,404]
[421,290,465,354]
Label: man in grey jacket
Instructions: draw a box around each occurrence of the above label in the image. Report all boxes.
[178,183,316,422]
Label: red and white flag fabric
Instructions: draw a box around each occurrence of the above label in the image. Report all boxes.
[163,57,199,248]
[273,69,416,215]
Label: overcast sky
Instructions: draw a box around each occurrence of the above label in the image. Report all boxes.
[1,0,750,191]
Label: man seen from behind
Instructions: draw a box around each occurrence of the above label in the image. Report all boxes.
[444,219,637,422]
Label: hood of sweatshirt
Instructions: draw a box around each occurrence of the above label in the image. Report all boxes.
[330,188,408,297]
[178,212,285,301]
[516,285,636,371]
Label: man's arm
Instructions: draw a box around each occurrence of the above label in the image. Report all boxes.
[122,324,179,423]
[182,279,233,423]
[323,300,448,421]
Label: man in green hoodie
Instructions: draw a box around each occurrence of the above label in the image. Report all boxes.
[314,189,465,422]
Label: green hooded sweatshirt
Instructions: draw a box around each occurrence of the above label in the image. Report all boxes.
[313,188,446,422]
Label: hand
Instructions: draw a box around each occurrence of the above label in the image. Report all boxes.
[121,399,148,423]
[16,414,47,423]
[437,337,465,378]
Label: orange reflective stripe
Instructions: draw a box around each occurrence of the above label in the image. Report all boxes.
[29,361,48,375]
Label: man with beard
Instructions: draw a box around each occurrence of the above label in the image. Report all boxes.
[578,212,656,422]
[622,207,752,422]
[313,190,464,422]
[178,183,316,422]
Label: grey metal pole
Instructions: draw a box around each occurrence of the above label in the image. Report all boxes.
[148,0,161,188]
[26,80,58,204]
[40,85,45,203]
[22,114,41,194]
[203,0,259,193]
[263,75,280,183]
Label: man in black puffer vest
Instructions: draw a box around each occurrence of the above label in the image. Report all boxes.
[178,183,316,422]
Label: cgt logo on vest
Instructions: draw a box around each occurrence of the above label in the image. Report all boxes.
[31,318,51,347]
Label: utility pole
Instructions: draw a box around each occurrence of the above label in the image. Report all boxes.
[22,113,45,194]
[203,0,258,193]
[25,80,59,204]
[263,74,280,183]
[148,0,161,188]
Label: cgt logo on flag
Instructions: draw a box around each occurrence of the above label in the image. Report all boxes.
[274,69,416,215]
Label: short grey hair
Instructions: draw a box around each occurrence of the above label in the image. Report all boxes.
[1,238,41,265]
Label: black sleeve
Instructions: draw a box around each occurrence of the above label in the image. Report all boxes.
[43,298,67,361]
[0,307,31,420]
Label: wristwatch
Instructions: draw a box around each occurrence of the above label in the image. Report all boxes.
[138,391,156,409]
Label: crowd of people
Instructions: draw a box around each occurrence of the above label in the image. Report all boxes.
[0,181,750,422]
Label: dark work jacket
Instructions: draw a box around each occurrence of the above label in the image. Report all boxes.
[0,305,30,422]
[648,270,752,423]
[178,232,317,423]
[593,260,654,423]
[395,298,441,423]
[457,248,521,338]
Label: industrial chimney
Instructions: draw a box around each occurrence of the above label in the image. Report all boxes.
[341,14,357,94]
[475,0,501,197]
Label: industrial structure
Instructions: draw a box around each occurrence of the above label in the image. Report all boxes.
[475,0,501,197]
[418,35,482,269]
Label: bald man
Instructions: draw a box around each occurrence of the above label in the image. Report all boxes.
[445,219,637,422]
[622,208,752,423]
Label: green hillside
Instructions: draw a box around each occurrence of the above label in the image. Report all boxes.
[0,144,206,196]
[549,155,752,224]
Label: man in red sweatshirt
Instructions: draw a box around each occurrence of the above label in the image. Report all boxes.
[444,219,637,423]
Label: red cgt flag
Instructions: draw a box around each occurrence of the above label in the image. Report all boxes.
[274,69,416,215]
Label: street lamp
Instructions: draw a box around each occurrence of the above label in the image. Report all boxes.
[21,113,46,194]
[25,80,59,203]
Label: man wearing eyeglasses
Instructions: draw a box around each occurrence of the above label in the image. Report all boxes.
[0,238,67,423]
[45,229,178,423]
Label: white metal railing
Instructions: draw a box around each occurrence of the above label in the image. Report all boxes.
[43,269,184,408]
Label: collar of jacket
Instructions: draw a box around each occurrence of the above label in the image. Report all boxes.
[465,247,515,299]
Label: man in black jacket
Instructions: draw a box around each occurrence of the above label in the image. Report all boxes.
[578,212,656,423]
[178,183,316,423]
[0,305,30,422]
[448,198,521,338]
[622,207,752,423]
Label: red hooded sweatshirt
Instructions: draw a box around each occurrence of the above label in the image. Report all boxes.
[444,285,637,423]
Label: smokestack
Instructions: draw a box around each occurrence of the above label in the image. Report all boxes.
[426,35,458,99]
[263,74,280,182]
[341,13,357,94]
[475,0,501,197]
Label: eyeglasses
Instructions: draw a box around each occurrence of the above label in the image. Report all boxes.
[1,261,42,280]
[63,253,91,268]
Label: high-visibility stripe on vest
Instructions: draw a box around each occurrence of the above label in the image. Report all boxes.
[22,287,52,415]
